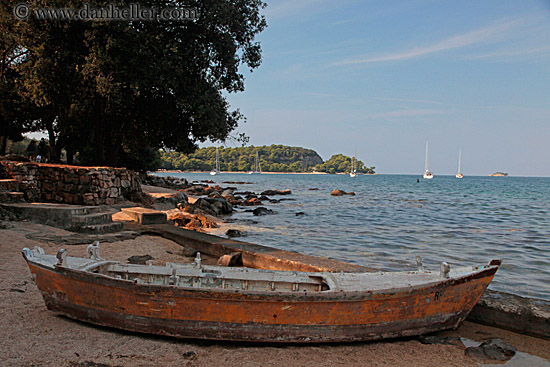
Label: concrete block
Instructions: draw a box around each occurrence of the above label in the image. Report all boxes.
[121,207,167,225]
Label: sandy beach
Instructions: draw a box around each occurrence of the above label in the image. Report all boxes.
[2,220,549,367]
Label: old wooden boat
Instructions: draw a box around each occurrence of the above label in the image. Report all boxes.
[22,244,500,343]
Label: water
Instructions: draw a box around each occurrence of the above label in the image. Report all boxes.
[155,172,550,300]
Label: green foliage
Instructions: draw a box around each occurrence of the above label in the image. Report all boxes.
[313,154,375,174]
[159,145,375,173]
[161,145,323,172]
[2,0,267,169]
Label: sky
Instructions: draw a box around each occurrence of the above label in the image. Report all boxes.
[221,0,550,176]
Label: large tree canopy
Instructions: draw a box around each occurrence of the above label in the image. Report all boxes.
[1,0,266,169]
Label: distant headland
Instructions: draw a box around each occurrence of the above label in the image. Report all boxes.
[490,172,509,177]
[160,145,375,174]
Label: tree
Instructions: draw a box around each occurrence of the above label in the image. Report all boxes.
[0,3,36,154]
[6,0,267,169]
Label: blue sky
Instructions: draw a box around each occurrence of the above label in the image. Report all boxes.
[222,0,550,176]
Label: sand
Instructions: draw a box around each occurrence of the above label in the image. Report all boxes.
[1,221,548,367]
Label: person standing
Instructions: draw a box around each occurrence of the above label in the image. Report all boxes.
[26,140,37,161]
[37,138,48,163]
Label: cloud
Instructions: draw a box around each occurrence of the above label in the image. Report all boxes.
[367,109,448,119]
[372,97,443,105]
[468,45,550,60]
[332,18,524,66]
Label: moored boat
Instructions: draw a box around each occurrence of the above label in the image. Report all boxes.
[456,148,464,179]
[350,149,357,178]
[22,244,500,343]
[248,151,262,174]
[210,147,220,176]
[423,141,434,179]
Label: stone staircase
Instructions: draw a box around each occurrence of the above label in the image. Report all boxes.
[0,179,25,203]
[0,203,123,234]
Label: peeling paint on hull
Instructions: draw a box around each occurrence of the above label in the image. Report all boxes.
[25,259,498,343]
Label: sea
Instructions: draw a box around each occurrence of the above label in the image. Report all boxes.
[154,172,550,301]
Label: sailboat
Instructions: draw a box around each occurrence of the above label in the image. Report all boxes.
[423,141,434,179]
[248,151,261,174]
[350,149,357,178]
[456,148,463,179]
[210,147,220,176]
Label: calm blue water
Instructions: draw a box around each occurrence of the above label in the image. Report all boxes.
[155,173,550,300]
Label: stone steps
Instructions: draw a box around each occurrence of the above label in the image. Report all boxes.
[76,222,124,234]
[0,179,25,203]
[71,212,114,226]
[0,192,25,203]
[0,203,123,234]
[0,179,20,192]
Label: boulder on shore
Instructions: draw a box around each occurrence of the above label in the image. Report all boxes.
[465,339,516,361]
[226,229,247,238]
[252,207,274,216]
[331,189,355,196]
[261,189,292,196]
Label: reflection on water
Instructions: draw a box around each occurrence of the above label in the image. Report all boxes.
[157,173,550,300]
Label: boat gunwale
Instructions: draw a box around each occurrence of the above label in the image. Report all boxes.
[24,254,500,302]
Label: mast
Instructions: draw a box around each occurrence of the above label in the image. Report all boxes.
[256,151,261,172]
[425,141,429,172]
[457,148,461,174]
[216,147,220,171]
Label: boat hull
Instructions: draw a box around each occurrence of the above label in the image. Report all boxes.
[26,261,498,343]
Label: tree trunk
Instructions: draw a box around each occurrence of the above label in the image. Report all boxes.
[66,146,74,165]
[0,136,7,155]
[45,118,60,163]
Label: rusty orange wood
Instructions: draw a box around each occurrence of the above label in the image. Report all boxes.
[26,261,498,342]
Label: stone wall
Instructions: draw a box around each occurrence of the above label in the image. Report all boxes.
[3,161,141,205]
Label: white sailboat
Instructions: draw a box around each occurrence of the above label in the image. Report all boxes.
[423,141,434,179]
[210,147,220,176]
[456,148,463,179]
[248,151,261,174]
[350,149,357,178]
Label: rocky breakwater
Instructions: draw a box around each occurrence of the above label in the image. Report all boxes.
[3,161,141,205]
[145,174,293,234]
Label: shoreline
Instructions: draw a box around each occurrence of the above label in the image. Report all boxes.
[155,170,378,175]
[1,221,548,366]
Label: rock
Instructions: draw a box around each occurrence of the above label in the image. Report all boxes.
[235,191,256,196]
[331,189,355,196]
[208,191,221,198]
[181,246,198,257]
[253,207,274,216]
[243,197,262,206]
[192,198,218,216]
[221,189,234,199]
[204,197,233,215]
[295,212,306,216]
[261,189,292,196]
[418,335,463,346]
[182,350,197,360]
[194,213,219,228]
[465,339,516,361]
[308,188,319,191]
[127,254,153,265]
[226,229,247,238]
[217,252,243,267]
